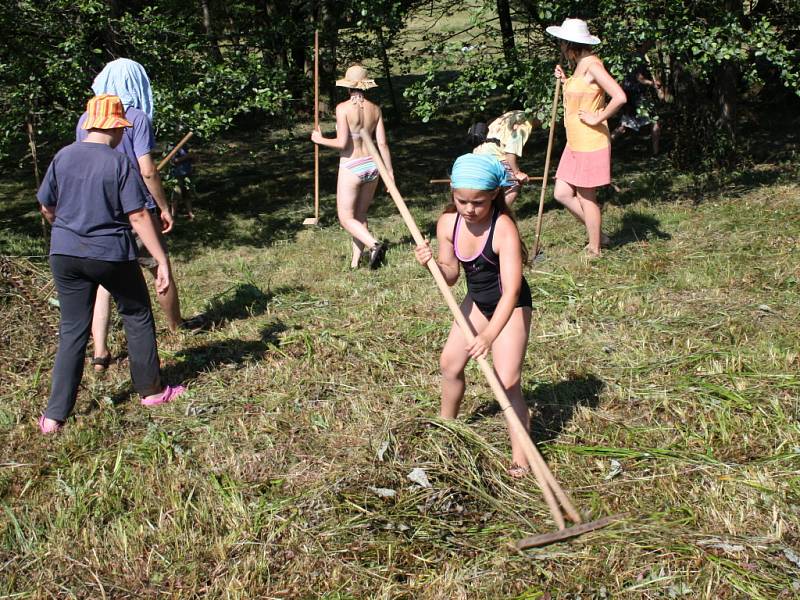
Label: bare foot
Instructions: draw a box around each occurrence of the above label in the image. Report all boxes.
[584,245,602,259]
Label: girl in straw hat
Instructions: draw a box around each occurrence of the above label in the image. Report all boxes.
[414,154,533,478]
[546,19,626,258]
[311,64,393,269]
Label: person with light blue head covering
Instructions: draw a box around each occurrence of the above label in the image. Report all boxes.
[75,58,185,370]
[414,153,534,478]
[449,153,509,190]
[91,58,155,120]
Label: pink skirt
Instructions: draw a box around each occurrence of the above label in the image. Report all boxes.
[555,145,611,188]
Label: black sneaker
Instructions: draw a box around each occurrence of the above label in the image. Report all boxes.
[369,241,388,269]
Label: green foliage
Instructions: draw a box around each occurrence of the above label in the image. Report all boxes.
[402,0,800,169]
[0,1,295,163]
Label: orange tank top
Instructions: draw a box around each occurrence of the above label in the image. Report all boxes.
[563,58,611,153]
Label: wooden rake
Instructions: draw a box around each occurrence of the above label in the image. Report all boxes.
[429,177,544,185]
[157,131,194,172]
[531,77,561,261]
[303,30,320,226]
[363,133,621,547]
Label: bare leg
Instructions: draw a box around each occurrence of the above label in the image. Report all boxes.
[491,307,532,470]
[91,286,112,369]
[337,167,378,267]
[351,178,379,267]
[180,179,195,220]
[170,185,179,217]
[651,121,661,156]
[554,179,586,224]
[576,186,602,256]
[439,298,488,419]
[148,261,182,332]
[504,186,520,207]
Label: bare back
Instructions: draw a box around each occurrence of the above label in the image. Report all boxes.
[336,94,382,159]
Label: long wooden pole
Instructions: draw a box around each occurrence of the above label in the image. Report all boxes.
[314,29,320,221]
[27,117,48,246]
[430,177,544,185]
[532,77,561,259]
[303,30,320,226]
[157,131,194,172]
[362,135,581,529]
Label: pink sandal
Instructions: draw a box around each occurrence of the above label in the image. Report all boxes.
[38,414,64,435]
[141,384,186,407]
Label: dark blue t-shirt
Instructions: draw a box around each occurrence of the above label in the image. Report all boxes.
[77,106,157,209]
[37,141,148,261]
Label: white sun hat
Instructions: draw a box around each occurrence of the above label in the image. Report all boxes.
[546,18,601,45]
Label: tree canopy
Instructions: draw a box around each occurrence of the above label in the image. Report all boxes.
[1,0,797,169]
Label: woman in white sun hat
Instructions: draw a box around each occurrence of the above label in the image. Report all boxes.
[546,18,626,258]
[311,64,394,269]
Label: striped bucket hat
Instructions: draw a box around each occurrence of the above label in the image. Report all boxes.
[81,94,133,130]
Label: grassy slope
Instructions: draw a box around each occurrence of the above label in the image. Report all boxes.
[2,109,800,598]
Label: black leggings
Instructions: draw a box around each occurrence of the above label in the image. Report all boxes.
[45,255,162,421]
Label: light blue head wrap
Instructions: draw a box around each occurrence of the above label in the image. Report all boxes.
[450,154,509,190]
[92,58,154,120]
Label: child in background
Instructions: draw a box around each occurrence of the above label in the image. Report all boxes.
[38,95,185,433]
[414,154,533,478]
[170,144,196,220]
[473,110,539,206]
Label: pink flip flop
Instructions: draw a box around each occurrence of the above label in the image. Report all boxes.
[38,414,63,434]
[141,384,186,407]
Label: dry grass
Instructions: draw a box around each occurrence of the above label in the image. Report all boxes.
[1,113,800,598]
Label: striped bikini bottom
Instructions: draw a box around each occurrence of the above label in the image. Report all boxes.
[341,156,379,183]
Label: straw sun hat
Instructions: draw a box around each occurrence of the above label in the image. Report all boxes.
[335,65,377,90]
[545,18,601,45]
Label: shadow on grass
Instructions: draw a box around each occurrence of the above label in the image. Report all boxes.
[187,283,303,330]
[466,373,604,443]
[100,322,288,408]
[609,211,671,248]
[164,321,287,383]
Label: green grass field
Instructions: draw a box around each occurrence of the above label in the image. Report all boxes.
[2,109,800,598]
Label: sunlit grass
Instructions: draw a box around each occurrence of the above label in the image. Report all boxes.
[1,119,800,597]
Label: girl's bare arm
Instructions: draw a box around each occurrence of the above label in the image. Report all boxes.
[311,104,351,150]
[414,213,460,285]
[587,62,627,122]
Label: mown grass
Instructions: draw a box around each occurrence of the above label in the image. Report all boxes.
[2,107,800,598]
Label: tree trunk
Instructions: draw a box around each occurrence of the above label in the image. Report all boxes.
[714,60,738,139]
[496,0,517,68]
[200,0,224,62]
[714,0,741,139]
[376,26,401,122]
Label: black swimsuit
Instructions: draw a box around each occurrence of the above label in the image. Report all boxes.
[453,208,533,319]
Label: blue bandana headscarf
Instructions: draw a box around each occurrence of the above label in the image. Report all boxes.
[92,58,154,121]
[450,154,509,190]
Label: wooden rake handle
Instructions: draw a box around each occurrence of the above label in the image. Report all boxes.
[157,131,194,172]
[314,29,319,219]
[430,177,544,184]
[362,134,581,529]
[532,78,561,258]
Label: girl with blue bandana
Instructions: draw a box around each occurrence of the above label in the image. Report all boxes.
[414,154,534,478]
